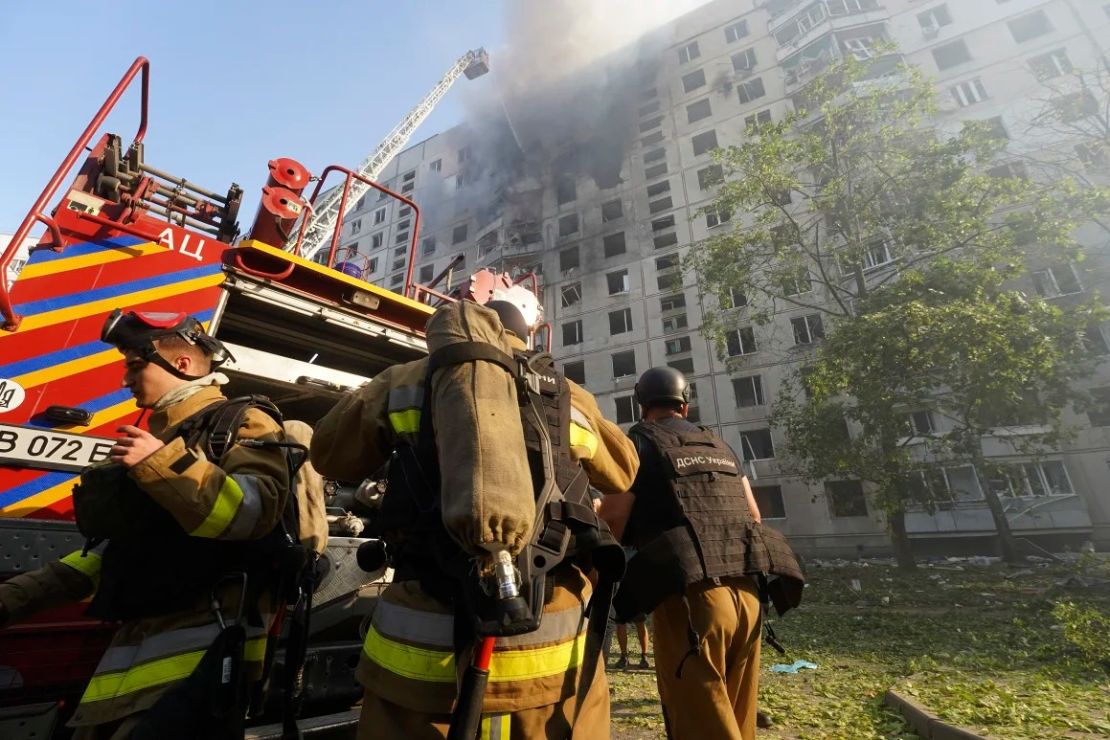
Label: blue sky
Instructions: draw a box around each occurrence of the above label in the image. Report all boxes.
[0,1,505,231]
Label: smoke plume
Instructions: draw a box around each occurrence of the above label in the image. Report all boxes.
[416,0,713,275]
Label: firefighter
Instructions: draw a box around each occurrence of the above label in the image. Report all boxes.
[600,367,804,740]
[310,295,638,739]
[0,309,293,739]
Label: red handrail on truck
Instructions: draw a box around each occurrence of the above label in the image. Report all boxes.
[291,165,422,294]
[0,57,151,332]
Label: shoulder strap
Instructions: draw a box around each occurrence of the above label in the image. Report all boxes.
[427,341,518,378]
[205,395,284,461]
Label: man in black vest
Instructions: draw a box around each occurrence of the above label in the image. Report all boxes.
[601,367,803,740]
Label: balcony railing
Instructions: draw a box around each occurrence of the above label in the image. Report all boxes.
[773,0,886,56]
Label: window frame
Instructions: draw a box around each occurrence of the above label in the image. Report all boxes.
[562,320,583,346]
[932,39,972,71]
[733,375,765,407]
[603,232,627,258]
[612,350,637,379]
[751,484,786,519]
[678,41,701,64]
[664,336,693,356]
[608,307,634,335]
[1032,263,1082,298]
[1029,48,1072,80]
[691,130,719,157]
[559,247,580,272]
[1008,10,1053,44]
[606,269,630,296]
[951,78,988,107]
[682,68,707,93]
[737,77,766,105]
[791,313,826,345]
[726,326,757,356]
[560,282,582,308]
[739,428,775,461]
[827,480,868,517]
[615,395,638,425]
[724,19,749,44]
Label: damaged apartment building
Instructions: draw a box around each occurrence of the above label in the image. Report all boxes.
[331,0,1110,557]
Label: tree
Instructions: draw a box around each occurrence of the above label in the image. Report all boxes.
[1020,56,1110,236]
[689,54,1098,566]
[775,261,1103,564]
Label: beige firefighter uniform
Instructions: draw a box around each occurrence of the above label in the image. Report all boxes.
[283,419,329,557]
[311,346,639,739]
[0,384,290,736]
[652,576,762,740]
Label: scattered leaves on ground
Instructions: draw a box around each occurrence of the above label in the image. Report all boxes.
[610,555,1110,739]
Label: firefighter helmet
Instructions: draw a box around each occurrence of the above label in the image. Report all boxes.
[101,309,232,378]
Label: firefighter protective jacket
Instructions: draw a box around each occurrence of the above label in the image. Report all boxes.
[0,384,289,728]
[311,345,639,715]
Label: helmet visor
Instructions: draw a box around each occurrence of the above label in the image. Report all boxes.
[100,310,190,350]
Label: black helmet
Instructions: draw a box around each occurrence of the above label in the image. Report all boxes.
[486,300,529,341]
[101,309,232,378]
[635,367,690,408]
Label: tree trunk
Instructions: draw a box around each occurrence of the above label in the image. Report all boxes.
[888,505,917,570]
[972,455,1021,563]
[981,483,1021,563]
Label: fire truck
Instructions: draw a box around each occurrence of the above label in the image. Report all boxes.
[0,52,508,738]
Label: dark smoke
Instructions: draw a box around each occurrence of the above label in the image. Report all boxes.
[430,1,710,262]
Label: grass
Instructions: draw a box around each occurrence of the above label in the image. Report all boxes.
[609,555,1110,739]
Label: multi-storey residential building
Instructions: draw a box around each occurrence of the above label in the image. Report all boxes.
[333,0,1110,557]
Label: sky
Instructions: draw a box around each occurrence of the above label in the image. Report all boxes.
[0,0,712,235]
[0,0,503,232]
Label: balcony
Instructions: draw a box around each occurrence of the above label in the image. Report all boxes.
[786,51,907,111]
[773,0,890,63]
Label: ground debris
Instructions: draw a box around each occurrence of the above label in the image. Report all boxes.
[611,556,1110,739]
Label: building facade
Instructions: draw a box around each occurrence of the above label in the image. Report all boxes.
[335,0,1110,557]
[1,233,33,290]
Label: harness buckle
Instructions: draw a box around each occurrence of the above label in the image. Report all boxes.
[532,521,571,568]
[210,572,249,630]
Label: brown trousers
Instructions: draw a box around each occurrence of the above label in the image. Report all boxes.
[651,576,762,740]
[355,666,609,740]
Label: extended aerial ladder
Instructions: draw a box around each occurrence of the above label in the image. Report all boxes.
[294,49,489,263]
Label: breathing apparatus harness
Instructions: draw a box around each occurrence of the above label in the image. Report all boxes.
[366,281,624,736]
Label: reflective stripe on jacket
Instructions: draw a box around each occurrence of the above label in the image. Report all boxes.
[357,569,593,714]
[382,381,601,462]
[312,353,637,495]
[313,347,638,714]
[129,385,289,541]
[79,621,268,706]
[0,384,289,729]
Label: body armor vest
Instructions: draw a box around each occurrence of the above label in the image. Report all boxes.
[75,399,300,621]
[615,419,805,622]
[629,420,754,580]
[376,348,623,636]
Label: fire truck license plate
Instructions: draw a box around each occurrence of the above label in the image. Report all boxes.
[0,423,114,473]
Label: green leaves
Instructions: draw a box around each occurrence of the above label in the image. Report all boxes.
[686,51,1105,558]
